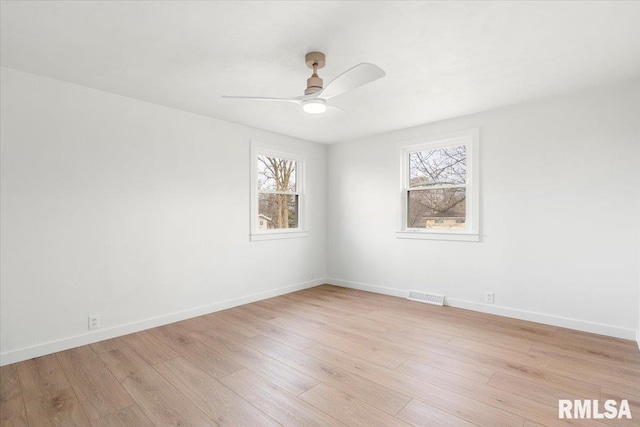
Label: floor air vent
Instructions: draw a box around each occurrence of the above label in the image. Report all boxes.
[408,291,445,306]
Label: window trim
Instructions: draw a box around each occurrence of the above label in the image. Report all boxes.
[250,141,308,241]
[396,128,480,242]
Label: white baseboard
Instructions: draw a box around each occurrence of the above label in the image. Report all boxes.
[327,278,637,341]
[0,279,324,366]
[637,329,640,351]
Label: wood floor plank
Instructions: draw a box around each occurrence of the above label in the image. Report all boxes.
[122,369,216,426]
[448,336,541,363]
[230,303,278,321]
[486,317,558,334]
[0,364,28,427]
[488,371,592,407]
[470,319,557,351]
[398,358,606,426]
[247,320,318,350]
[0,391,28,427]
[403,349,494,384]
[90,337,128,355]
[375,311,532,353]
[173,316,210,333]
[289,290,382,317]
[216,309,317,351]
[99,346,216,426]
[155,357,280,427]
[623,356,640,371]
[327,309,456,343]
[622,349,640,363]
[220,368,345,427]
[120,330,179,365]
[533,339,625,366]
[300,383,411,427]
[0,365,21,395]
[283,291,380,322]
[16,354,70,402]
[97,347,154,383]
[268,317,408,369]
[396,399,478,427]
[446,336,604,397]
[147,323,243,378]
[281,292,368,324]
[244,334,412,416]
[326,319,453,350]
[24,388,90,427]
[0,390,27,427]
[90,404,155,427]
[303,342,523,427]
[476,319,557,350]
[554,327,639,355]
[259,295,355,325]
[320,323,502,384]
[365,320,455,345]
[529,345,628,373]
[324,312,391,336]
[369,302,495,328]
[56,347,133,420]
[314,289,400,309]
[191,329,319,396]
[527,346,640,398]
[248,304,327,329]
[196,314,259,341]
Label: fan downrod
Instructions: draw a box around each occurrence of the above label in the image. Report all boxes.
[304,52,326,95]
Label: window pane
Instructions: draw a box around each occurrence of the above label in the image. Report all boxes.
[257,155,297,192]
[407,188,466,229]
[258,193,298,229]
[409,145,466,187]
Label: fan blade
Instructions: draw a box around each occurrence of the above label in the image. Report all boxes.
[319,63,385,100]
[327,104,348,118]
[222,95,305,104]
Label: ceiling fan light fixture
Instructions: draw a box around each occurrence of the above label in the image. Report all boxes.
[222,51,385,116]
[302,98,327,114]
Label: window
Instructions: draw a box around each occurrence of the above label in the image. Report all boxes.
[257,154,298,229]
[250,141,307,241]
[397,128,479,241]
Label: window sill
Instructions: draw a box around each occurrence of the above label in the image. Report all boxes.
[250,230,309,242]
[395,230,480,242]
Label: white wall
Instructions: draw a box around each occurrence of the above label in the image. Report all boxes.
[0,68,327,364]
[327,80,640,339]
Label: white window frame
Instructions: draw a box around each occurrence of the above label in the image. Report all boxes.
[396,128,480,242]
[250,140,308,241]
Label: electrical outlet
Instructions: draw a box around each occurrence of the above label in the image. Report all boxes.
[485,292,495,304]
[310,271,315,280]
[88,315,99,330]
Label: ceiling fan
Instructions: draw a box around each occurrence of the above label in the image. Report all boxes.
[222,52,385,114]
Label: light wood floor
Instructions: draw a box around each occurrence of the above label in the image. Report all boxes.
[2,285,639,427]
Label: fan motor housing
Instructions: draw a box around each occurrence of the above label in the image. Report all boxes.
[305,75,323,95]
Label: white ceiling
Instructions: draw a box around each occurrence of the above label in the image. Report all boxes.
[1,1,639,143]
